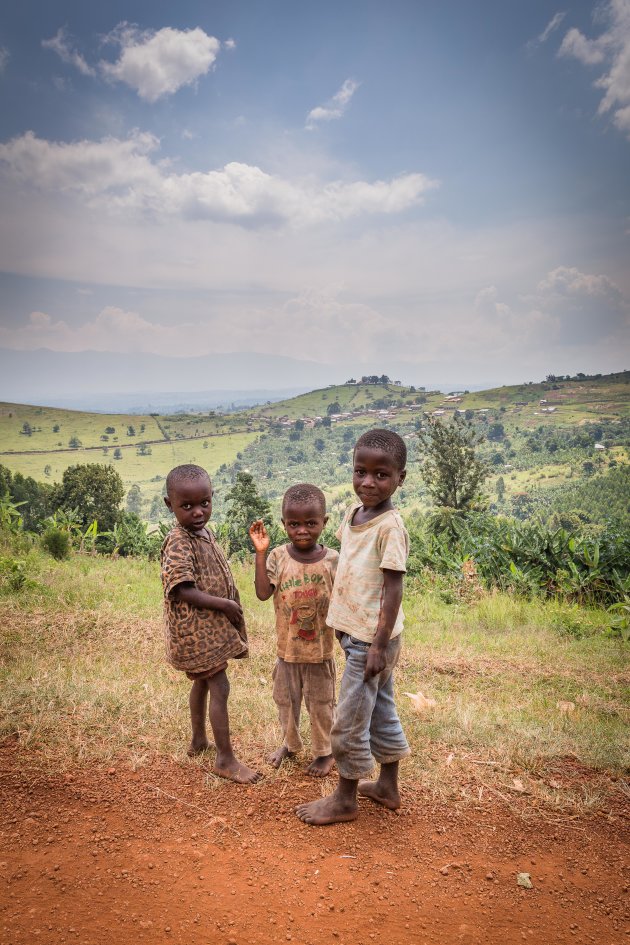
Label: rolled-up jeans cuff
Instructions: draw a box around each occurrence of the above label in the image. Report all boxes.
[337,763,376,780]
[373,747,411,766]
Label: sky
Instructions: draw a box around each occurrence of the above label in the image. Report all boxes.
[0,0,629,397]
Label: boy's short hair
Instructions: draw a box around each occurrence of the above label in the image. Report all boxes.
[282,483,326,517]
[354,428,407,470]
[166,464,210,496]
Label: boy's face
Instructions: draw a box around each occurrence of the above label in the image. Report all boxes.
[164,476,213,534]
[282,500,327,552]
[352,446,406,510]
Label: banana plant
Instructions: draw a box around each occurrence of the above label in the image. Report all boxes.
[0,495,25,533]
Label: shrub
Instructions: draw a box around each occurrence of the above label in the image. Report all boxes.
[42,527,72,560]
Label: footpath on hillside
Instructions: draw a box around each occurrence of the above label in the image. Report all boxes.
[1,743,628,945]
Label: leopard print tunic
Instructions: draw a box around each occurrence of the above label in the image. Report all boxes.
[160,524,248,673]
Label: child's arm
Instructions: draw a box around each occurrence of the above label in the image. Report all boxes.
[363,568,404,680]
[249,520,274,601]
[171,583,243,627]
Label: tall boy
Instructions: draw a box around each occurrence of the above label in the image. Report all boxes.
[249,484,339,777]
[161,463,261,784]
[296,430,410,824]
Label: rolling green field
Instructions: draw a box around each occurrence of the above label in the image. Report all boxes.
[1,372,628,518]
[251,382,439,419]
[0,431,259,503]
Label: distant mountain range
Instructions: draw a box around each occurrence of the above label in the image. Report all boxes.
[0,347,496,412]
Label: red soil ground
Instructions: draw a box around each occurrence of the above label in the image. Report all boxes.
[1,743,628,945]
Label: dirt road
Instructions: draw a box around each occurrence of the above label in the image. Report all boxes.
[1,745,628,945]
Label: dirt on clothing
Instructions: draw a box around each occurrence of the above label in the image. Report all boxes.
[1,742,628,945]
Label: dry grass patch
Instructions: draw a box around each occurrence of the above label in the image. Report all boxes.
[1,552,628,814]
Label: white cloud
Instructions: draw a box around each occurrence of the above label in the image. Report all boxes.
[539,12,567,44]
[558,27,606,65]
[224,38,236,50]
[528,12,566,50]
[42,28,95,77]
[537,265,623,298]
[306,79,360,130]
[558,0,630,139]
[0,307,192,355]
[0,130,437,227]
[0,46,9,74]
[100,24,220,101]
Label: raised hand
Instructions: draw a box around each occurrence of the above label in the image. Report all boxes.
[249,519,270,553]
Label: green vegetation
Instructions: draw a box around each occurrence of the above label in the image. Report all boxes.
[0,540,627,807]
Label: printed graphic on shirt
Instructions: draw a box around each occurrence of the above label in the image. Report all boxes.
[267,544,338,663]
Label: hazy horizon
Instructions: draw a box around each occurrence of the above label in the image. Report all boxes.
[1,1,628,393]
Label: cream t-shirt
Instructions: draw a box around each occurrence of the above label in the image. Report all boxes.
[326,503,409,643]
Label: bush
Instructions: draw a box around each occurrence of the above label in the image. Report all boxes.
[42,527,72,560]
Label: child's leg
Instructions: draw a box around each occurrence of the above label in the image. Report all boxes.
[297,635,379,824]
[359,638,410,809]
[188,679,211,755]
[269,659,304,767]
[303,660,335,777]
[207,669,262,784]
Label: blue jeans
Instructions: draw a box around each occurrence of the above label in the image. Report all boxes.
[331,633,410,779]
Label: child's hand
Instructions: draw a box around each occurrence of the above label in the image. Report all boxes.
[221,599,244,627]
[364,644,387,680]
[249,519,270,553]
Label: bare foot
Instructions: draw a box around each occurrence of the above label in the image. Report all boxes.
[187,738,213,757]
[267,745,295,769]
[213,757,263,784]
[295,790,358,826]
[306,754,334,778]
[358,779,401,810]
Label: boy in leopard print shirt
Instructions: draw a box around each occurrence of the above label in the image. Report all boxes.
[161,464,262,784]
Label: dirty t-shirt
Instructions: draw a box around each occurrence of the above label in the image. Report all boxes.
[266,544,339,663]
[160,524,248,673]
[326,503,409,644]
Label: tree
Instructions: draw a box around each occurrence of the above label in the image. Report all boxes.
[105,426,115,434]
[127,425,136,437]
[21,422,32,436]
[4,469,55,532]
[417,414,489,514]
[488,422,505,442]
[217,471,275,558]
[53,464,124,531]
[68,436,81,449]
[314,438,325,453]
[113,448,122,460]
[126,484,143,515]
[52,424,60,433]
[327,401,341,415]
[496,476,505,502]
[149,493,167,522]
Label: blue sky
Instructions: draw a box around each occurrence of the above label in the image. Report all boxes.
[0,0,628,392]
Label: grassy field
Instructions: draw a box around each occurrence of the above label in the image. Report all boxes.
[0,432,260,503]
[0,402,165,451]
[1,543,627,808]
[1,372,628,515]
[252,383,436,420]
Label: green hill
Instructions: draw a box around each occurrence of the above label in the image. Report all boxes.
[1,371,628,522]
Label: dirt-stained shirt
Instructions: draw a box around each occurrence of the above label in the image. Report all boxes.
[160,524,248,673]
[326,503,409,644]
[266,544,339,663]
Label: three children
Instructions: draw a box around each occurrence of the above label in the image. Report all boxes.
[160,428,410,822]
